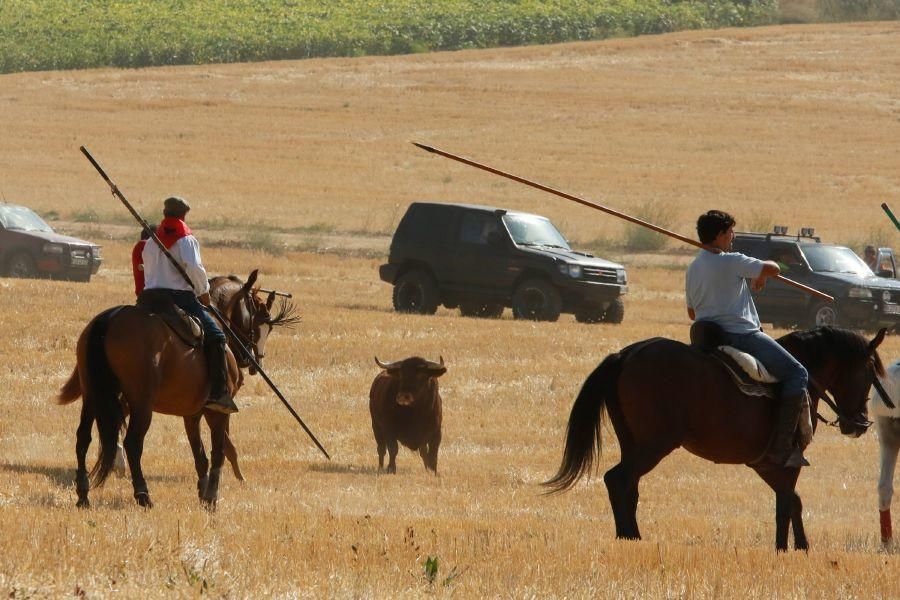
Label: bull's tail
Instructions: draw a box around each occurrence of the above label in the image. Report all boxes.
[543,350,625,494]
[57,366,81,404]
[82,308,126,488]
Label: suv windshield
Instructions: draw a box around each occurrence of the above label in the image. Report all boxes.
[802,245,872,277]
[0,205,53,233]
[502,214,570,250]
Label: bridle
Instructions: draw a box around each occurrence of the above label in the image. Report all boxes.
[224,288,267,366]
[809,365,894,430]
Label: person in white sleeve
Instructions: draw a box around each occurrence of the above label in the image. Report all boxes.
[141,196,237,414]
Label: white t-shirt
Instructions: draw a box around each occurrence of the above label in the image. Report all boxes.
[685,250,764,334]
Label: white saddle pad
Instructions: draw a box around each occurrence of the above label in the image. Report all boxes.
[718,346,779,384]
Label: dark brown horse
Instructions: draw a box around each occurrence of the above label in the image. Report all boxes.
[544,326,888,551]
[58,270,298,508]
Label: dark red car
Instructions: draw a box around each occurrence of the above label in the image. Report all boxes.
[0,203,102,282]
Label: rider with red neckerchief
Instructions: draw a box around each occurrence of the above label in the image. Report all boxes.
[141,196,237,415]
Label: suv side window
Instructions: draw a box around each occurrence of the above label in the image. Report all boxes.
[396,204,452,246]
[458,212,499,245]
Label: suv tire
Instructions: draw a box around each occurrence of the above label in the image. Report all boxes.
[601,297,625,324]
[459,302,504,319]
[7,252,36,278]
[512,278,562,322]
[575,303,604,324]
[393,269,439,314]
[808,301,838,328]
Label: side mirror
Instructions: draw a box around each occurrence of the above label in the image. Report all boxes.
[486,230,505,248]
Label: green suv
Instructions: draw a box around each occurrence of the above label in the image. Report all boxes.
[378,202,627,323]
[732,229,900,330]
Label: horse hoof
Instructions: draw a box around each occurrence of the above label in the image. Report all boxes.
[135,493,153,508]
[76,498,90,509]
[201,498,218,512]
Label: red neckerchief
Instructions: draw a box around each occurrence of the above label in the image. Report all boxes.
[156,217,193,249]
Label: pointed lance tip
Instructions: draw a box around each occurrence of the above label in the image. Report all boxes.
[412,141,437,153]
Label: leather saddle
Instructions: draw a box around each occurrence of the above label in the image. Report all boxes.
[689,321,777,399]
[136,289,204,348]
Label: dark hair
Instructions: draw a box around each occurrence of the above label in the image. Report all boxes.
[696,210,735,244]
[865,245,877,255]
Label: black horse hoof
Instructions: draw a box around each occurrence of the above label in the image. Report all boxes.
[76,498,90,509]
[135,492,153,508]
[200,497,218,512]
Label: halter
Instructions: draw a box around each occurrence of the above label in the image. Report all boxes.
[224,288,265,365]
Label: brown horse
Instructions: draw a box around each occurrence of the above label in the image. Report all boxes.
[59,272,295,507]
[182,270,299,485]
[544,326,888,551]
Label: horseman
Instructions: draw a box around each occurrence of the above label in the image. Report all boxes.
[141,196,238,415]
[686,210,809,467]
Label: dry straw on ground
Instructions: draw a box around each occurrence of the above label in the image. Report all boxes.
[1,22,900,598]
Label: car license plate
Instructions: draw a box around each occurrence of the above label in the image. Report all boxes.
[884,304,900,315]
[71,257,88,266]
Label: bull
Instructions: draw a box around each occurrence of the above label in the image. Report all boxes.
[369,356,446,474]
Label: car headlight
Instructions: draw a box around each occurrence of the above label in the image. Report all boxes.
[617,270,627,284]
[557,263,581,278]
[92,246,102,258]
[42,243,64,254]
[848,287,872,299]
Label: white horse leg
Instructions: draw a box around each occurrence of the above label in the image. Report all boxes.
[876,416,900,545]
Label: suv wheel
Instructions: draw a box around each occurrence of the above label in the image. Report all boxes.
[808,301,838,328]
[459,302,504,319]
[601,297,625,324]
[575,303,604,324]
[393,270,439,314]
[7,252,36,278]
[512,278,562,322]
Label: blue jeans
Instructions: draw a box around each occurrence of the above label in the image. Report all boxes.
[169,290,226,344]
[723,330,808,398]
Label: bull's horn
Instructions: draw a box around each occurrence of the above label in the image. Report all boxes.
[375,357,400,370]
[424,356,446,372]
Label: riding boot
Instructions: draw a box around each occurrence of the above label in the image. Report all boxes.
[205,340,238,414]
[767,392,810,468]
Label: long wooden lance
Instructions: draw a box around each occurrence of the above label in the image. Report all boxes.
[80,146,330,460]
[882,203,900,233]
[413,142,834,303]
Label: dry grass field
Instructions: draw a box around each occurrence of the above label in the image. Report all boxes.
[1,22,900,598]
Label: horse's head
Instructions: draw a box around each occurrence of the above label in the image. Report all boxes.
[785,326,888,438]
[221,270,301,374]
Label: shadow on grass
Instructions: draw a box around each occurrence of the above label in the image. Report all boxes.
[0,461,186,486]
[307,462,380,476]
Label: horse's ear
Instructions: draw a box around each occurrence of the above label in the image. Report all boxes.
[242,269,259,293]
[870,327,888,352]
[266,291,276,310]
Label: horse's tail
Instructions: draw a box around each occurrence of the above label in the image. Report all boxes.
[57,366,81,404]
[543,350,624,494]
[82,307,126,488]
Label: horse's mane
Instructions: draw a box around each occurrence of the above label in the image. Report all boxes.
[779,326,885,377]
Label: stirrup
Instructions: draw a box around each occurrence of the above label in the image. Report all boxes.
[783,447,810,468]
[205,393,238,415]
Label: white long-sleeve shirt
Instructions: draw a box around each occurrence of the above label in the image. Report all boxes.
[142,235,210,295]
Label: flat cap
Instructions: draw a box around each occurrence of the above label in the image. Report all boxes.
[163,196,191,215]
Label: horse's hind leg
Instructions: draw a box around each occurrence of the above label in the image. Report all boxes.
[123,407,154,508]
[605,446,675,540]
[184,414,209,499]
[75,402,94,508]
[201,411,228,509]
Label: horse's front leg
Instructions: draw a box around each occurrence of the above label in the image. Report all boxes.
[123,408,154,508]
[201,411,228,509]
[753,465,802,551]
[184,413,209,499]
[210,412,244,481]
